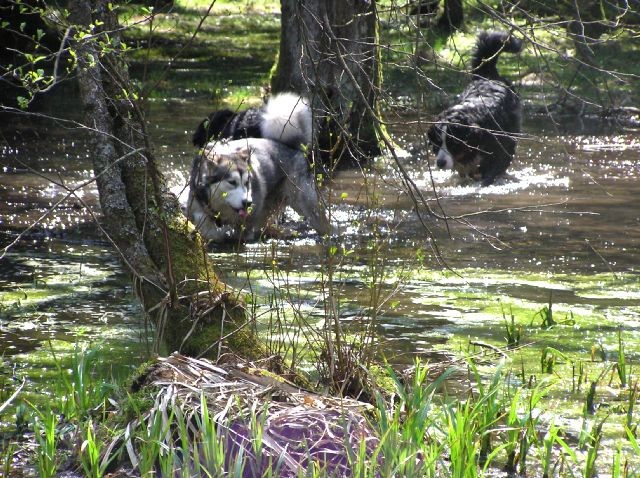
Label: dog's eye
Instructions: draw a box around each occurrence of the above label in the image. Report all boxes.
[227,179,238,187]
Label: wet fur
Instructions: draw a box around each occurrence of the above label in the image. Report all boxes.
[186,138,331,243]
[427,31,523,185]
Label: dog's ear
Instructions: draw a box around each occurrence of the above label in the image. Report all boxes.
[189,155,202,189]
[230,148,251,166]
[194,184,210,204]
[448,122,483,149]
[446,123,470,149]
[190,156,211,203]
[192,120,209,148]
[465,123,484,148]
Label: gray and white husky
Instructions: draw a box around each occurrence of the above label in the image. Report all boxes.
[185,93,332,243]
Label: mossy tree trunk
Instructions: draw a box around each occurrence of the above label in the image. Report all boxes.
[272,0,384,167]
[67,0,265,361]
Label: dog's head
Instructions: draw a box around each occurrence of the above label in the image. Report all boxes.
[428,121,482,172]
[190,149,253,223]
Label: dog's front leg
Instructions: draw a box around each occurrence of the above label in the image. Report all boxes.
[480,152,512,186]
[285,177,334,237]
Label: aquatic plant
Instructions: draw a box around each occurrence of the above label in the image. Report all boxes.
[541,346,570,374]
[0,441,14,477]
[193,394,227,476]
[501,305,521,348]
[584,416,607,478]
[80,419,108,478]
[444,397,481,477]
[503,387,524,473]
[533,293,556,328]
[372,360,447,476]
[127,390,170,476]
[519,377,556,476]
[612,441,623,478]
[540,420,560,478]
[626,382,638,430]
[31,406,58,478]
[468,359,504,463]
[585,381,598,416]
[617,329,629,388]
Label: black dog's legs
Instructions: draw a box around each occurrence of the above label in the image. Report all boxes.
[480,161,505,185]
[480,135,515,185]
[480,151,512,185]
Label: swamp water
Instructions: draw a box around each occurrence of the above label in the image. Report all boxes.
[1,101,640,464]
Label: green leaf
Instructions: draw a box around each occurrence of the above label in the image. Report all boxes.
[17,96,29,109]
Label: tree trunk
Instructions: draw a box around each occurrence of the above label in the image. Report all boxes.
[273,0,384,167]
[67,0,265,361]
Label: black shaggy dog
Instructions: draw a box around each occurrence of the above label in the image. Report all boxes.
[192,92,312,150]
[427,31,523,185]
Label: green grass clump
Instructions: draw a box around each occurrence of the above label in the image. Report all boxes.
[7,341,640,476]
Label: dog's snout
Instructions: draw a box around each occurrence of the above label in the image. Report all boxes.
[435,148,453,170]
[242,199,252,209]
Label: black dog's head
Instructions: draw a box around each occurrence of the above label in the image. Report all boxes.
[428,120,483,171]
[192,109,236,148]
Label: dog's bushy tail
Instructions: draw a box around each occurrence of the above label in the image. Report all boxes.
[260,92,312,149]
[471,31,523,80]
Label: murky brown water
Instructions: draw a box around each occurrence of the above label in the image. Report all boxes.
[1,100,639,365]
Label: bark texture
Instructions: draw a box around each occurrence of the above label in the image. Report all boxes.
[273,0,384,167]
[68,0,264,361]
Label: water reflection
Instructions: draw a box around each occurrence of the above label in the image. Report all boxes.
[0,242,143,356]
[0,101,639,365]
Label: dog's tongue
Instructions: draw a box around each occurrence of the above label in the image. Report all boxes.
[238,209,248,219]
